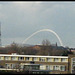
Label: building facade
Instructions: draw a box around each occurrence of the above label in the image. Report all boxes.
[0,53,75,74]
[68,54,75,74]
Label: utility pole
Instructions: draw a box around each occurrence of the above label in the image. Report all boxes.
[0,22,2,47]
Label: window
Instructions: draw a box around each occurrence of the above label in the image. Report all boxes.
[33,72,36,74]
[73,62,75,65]
[47,58,53,62]
[40,58,45,62]
[53,66,60,70]
[46,65,50,70]
[46,65,53,70]
[40,65,45,70]
[11,57,17,60]
[60,66,66,71]
[54,58,59,62]
[19,57,24,61]
[25,57,30,61]
[33,57,38,61]
[0,57,3,60]
[31,65,39,70]
[5,64,11,69]
[50,65,53,70]
[20,65,24,69]
[61,58,67,62]
[73,58,75,62]
[11,64,17,69]
[5,56,10,60]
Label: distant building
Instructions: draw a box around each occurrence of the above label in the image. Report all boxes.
[71,50,75,54]
[32,45,41,50]
[8,51,18,55]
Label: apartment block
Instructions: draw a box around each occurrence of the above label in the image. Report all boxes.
[0,53,75,74]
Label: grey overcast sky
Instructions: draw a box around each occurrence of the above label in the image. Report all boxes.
[0,1,75,48]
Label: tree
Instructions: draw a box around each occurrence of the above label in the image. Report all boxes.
[42,39,51,46]
[9,42,23,54]
[38,39,53,55]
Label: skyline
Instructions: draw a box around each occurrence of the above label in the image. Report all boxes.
[0,1,75,48]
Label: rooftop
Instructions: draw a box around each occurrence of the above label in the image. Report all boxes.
[0,54,68,58]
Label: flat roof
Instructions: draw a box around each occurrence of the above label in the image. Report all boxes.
[0,54,68,58]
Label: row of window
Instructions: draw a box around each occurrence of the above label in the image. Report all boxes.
[71,58,75,73]
[40,65,66,71]
[46,65,66,71]
[39,58,67,62]
[0,56,68,62]
[5,63,66,71]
